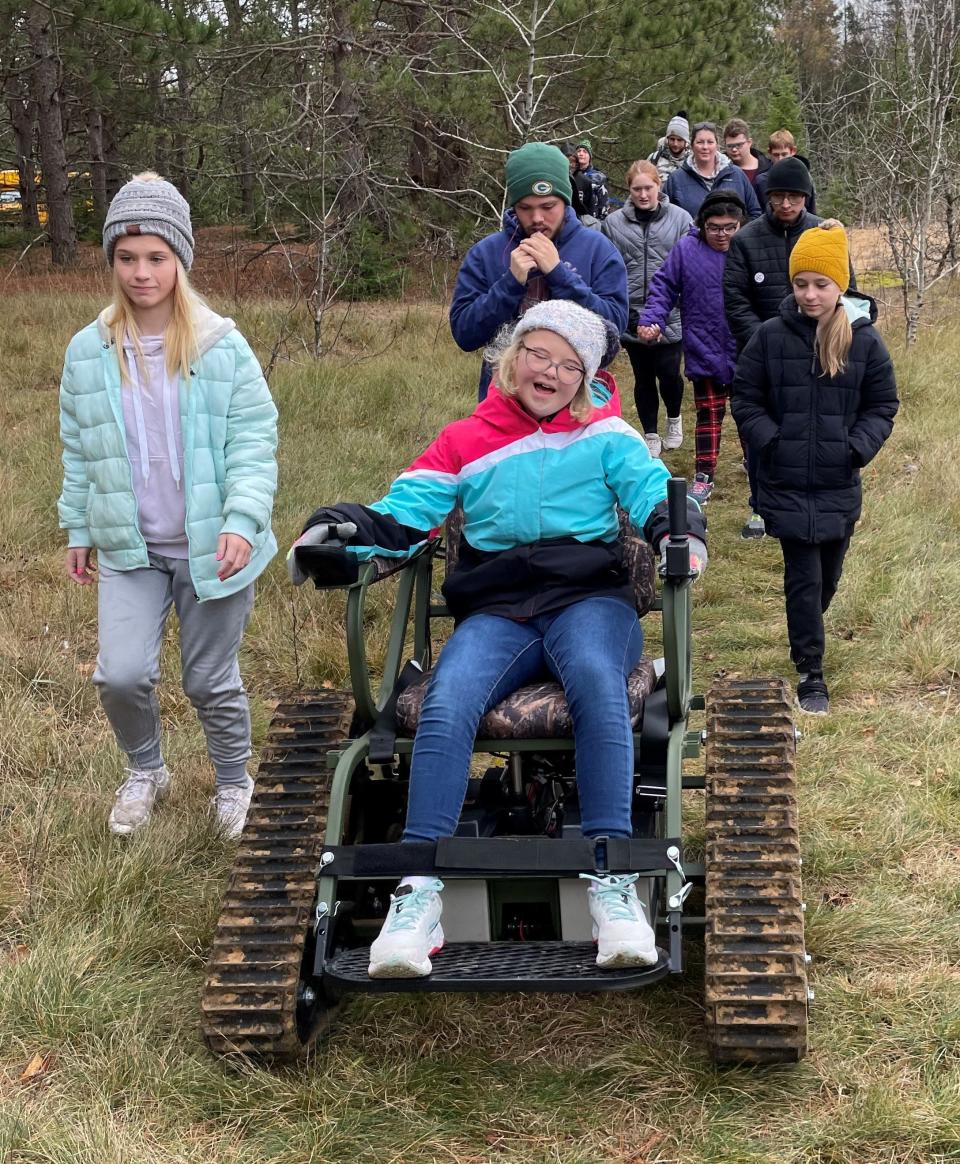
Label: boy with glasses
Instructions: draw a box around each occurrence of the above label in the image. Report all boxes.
[767,130,817,212]
[722,118,772,204]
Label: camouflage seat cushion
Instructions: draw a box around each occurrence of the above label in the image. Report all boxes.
[395,657,658,740]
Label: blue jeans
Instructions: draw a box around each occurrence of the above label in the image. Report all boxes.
[404,597,643,842]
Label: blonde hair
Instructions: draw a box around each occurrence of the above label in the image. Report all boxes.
[106,171,202,384]
[815,304,853,378]
[625,159,661,187]
[494,337,594,422]
[768,128,797,152]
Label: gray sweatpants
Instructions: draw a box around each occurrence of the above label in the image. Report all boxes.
[93,553,254,788]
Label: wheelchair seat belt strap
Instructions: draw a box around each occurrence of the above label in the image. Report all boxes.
[367,659,424,765]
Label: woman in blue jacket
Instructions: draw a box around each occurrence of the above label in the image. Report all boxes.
[664,122,761,221]
[58,172,278,839]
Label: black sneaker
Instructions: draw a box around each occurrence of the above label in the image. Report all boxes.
[796,674,829,715]
[740,513,766,540]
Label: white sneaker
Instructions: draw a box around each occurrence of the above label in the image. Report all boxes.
[644,432,662,458]
[663,415,683,449]
[368,879,445,978]
[108,765,171,835]
[212,775,255,841]
[582,872,659,969]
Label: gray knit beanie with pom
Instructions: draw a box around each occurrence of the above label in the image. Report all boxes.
[508,300,620,384]
[103,172,194,269]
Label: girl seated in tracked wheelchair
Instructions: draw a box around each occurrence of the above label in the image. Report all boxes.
[289,301,706,979]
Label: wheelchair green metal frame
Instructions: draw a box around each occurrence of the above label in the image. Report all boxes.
[315,510,706,976]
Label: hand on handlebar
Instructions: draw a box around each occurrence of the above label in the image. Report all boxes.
[286,522,358,586]
[658,534,708,579]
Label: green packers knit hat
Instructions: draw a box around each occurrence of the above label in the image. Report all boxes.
[505,143,573,207]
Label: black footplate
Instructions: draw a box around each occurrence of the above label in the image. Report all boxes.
[324,941,670,994]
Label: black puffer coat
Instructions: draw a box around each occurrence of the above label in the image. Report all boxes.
[723,209,857,351]
[731,293,899,542]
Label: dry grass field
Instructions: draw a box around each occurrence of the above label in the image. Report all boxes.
[0,272,959,1163]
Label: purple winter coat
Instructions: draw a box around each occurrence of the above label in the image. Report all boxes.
[638,227,738,384]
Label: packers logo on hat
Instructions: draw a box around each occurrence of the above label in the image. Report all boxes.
[531,180,554,195]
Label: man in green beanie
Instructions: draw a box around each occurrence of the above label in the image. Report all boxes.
[450,141,628,398]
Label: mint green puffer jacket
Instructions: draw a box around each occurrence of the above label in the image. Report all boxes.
[58,304,278,601]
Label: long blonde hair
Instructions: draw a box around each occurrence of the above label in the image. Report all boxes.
[815,304,853,378]
[105,171,203,384]
[494,337,594,422]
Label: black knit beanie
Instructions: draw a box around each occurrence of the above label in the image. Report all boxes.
[697,189,747,227]
[766,157,814,197]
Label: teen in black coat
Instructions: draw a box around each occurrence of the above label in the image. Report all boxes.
[732,226,898,714]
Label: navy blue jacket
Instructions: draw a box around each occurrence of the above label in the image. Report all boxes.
[664,158,762,221]
[449,206,629,396]
[732,294,898,542]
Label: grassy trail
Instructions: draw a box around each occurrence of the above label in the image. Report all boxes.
[0,292,958,1164]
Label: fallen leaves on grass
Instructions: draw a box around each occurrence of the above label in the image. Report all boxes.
[19,1052,54,1085]
[822,888,855,908]
[622,1131,665,1163]
[1,942,29,966]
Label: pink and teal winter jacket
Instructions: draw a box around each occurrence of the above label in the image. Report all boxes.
[303,378,706,621]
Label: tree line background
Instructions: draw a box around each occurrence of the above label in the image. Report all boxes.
[2,0,959,340]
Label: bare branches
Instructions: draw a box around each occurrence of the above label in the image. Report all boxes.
[807,0,960,341]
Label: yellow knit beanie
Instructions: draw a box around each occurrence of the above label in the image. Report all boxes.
[788,226,849,292]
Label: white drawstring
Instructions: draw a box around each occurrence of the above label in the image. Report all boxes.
[125,346,181,490]
[126,353,152,485]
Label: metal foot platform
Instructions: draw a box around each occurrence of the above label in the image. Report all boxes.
[324,941,671,994]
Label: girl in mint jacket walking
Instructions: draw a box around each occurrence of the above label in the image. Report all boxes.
[58,172,278,838]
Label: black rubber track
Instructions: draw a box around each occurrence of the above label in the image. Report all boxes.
[201,689,354,1059]
[703,677,809,1064]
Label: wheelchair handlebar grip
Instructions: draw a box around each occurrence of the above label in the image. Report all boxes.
[667,478,687,539]
[332,521,358,543]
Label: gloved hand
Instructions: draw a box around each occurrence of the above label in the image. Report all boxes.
[658,535,708,579]
[286,522,357,586]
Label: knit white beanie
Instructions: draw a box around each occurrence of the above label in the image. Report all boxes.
[511,301,620,384]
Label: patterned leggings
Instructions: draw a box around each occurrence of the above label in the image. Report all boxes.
[691,377,742,478]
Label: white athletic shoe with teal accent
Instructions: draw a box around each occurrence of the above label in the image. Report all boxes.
[582,872,659,969]
[368,879,445,978]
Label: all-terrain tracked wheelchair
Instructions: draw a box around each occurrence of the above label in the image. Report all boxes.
[201,479,809,1065]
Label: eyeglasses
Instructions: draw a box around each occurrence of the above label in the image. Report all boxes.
[704,222,739,235]
[520,343,585,385]
[769,191,805,204]
[724,139,749,151]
